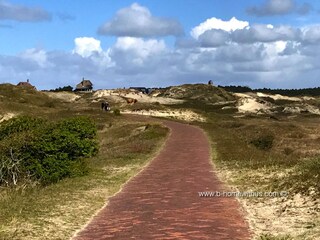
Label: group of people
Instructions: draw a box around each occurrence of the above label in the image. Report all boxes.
[101,101,110,111]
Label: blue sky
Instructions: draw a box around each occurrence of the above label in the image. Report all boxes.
[1,0,320,89]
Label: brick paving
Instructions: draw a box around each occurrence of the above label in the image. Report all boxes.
[73,120,251,239]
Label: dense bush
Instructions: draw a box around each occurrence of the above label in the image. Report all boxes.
[113,109,121,116]
[220,85,320,97]
[293,158,320,194]
[276,158,320,196]
[0,131,32,185]
[42,101,56,108]
[0,116,98,186]
[249,134,274,151]
[0,116,44,141]
[50,85,73,92]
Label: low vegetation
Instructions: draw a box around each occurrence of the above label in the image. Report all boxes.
[0,84,64,115]
[0,84,169,239]
[1,83,319,239]
[0,116,98,186]
[113,108,121,116]
[249,134,274,151]
[201,117,317,191]
[221,85,320,96]
[0,114,168,239]
[159,84,235,103]
[198,110,320,239]
[49,85,73,92]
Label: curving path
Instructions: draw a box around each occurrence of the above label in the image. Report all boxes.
[73,120,251,240]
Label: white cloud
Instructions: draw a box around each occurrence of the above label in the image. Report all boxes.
[113,37,166,58]
[73,37,103,57]
[247,0,313,16]
[191,17,249,39]
[192,22,300,48]
[264,41,288,57]
[72,37,114,71]
[232,24,300,43]
[301,25,320,44]
[2,17,320,90]
[275,41,287,52]
[19,48,48,68]
[198,29,230,47]
[109,37,167,73]
[0,0,51,22]
[98,3,183,37]
[247,0,295,16]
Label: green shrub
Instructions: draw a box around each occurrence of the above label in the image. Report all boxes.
[50,85,73,92]
[113,109,121,116]
[0,116,98,186]
[273,158,320,195]
[283,147,294,155]
[0,131,32,185]
[42,101,56,108]
[290,158,320,194]
[0,115,44,141]
[250,134,274,150]
[259,233,292,240]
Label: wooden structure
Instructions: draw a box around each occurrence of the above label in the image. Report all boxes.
[17,79,36,90]
[75,78,93,92]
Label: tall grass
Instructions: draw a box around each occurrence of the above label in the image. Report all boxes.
[199,112,320,196]
[0,116,168,239]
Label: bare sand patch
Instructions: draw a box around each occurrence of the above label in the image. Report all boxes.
[122,109,206,122]
[44,92,80,102]
[283,104,320,115]
[0,113,16,123]
[94,90,184,105]
[234,93,320,115]
[257,92,302,101]
[235,93,272,114]
[214,167,320,239]
[91,95,126,104]
[242,194,320,239]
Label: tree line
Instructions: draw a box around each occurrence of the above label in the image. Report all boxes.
[219,85,320,96]
[49,85,73,92]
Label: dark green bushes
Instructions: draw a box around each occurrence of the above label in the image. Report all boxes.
[50,85,73,92]
[250,134,274,151]
[113,109,121,116]
[272,157,320,196]
[280,158,320,195]
[0,116,98,186]
[0,116,44,141]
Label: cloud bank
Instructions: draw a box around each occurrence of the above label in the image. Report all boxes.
[98,3,183,37]
[247,0,312,16]
[1,3,320,90]
[0,0,51,22]
[191,17,249,39]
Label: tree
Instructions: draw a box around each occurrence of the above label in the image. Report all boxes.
[50,85,73,92]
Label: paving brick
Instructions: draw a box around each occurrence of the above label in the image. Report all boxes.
[73,120,251,240]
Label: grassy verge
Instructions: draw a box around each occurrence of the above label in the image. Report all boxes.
[198,111,320,239]
[0,115,168,240]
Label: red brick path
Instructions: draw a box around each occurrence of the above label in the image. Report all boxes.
[73,120,251,239]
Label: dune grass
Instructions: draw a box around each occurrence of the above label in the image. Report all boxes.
[196,109,320,239]
[1,84,319,239]
[0,110,168,239]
